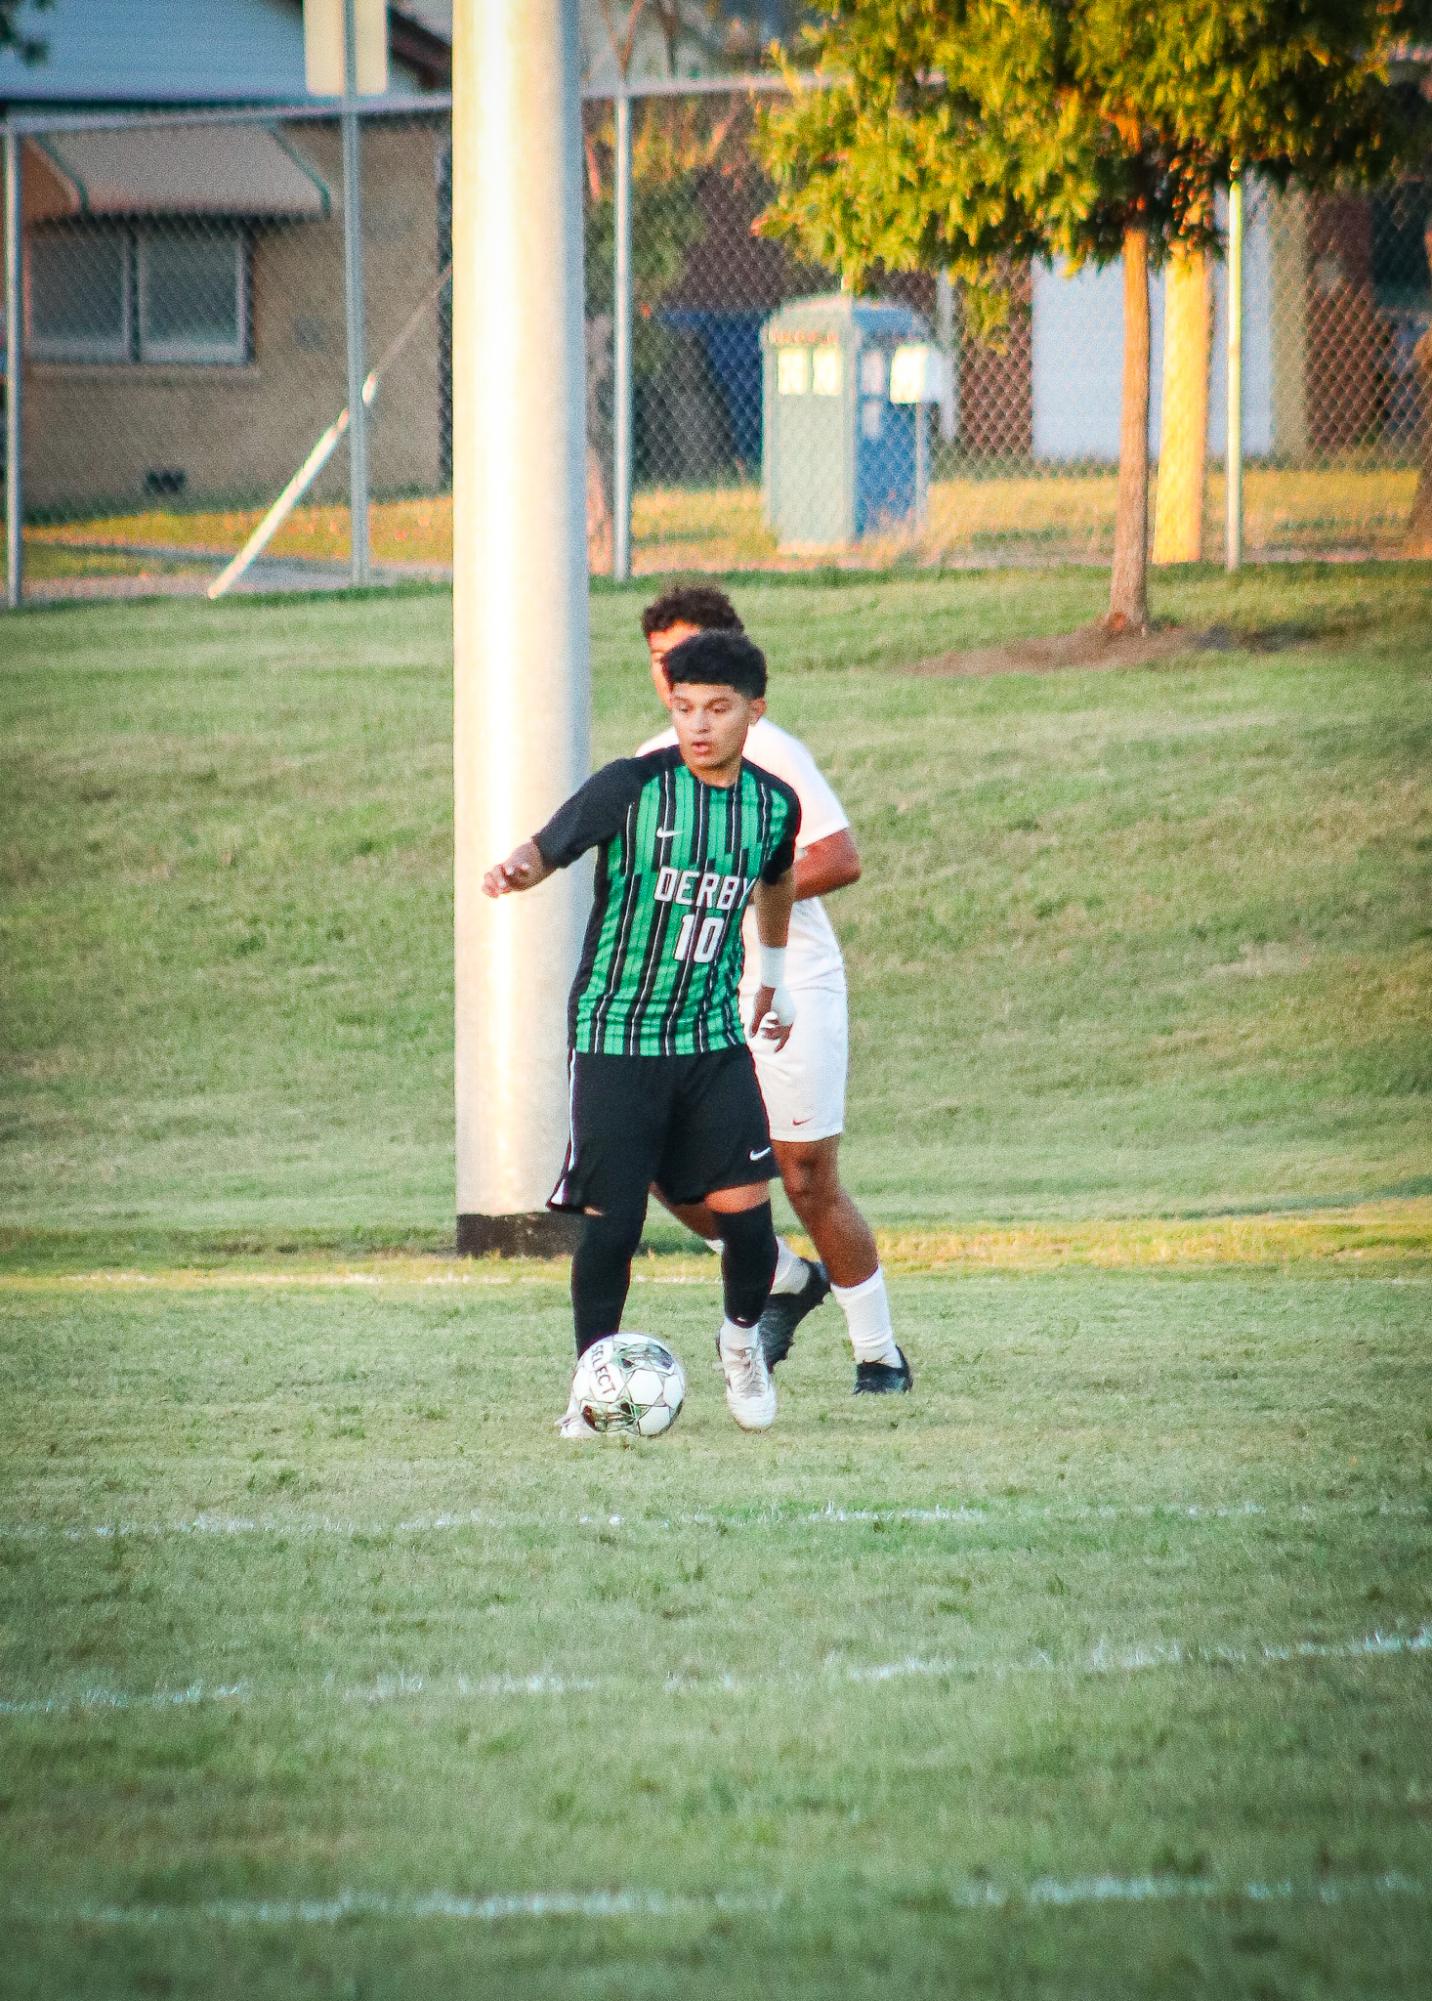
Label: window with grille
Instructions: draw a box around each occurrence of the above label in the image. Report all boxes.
[30,227,130,363]
[30,224,249,365]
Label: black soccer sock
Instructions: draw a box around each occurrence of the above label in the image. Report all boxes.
[571,1206,646,1356]
[717,1200,778,1330]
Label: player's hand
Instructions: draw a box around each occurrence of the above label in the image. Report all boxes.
[750,982,796,1051]
[482,841,543,898]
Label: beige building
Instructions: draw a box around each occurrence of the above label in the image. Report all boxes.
[5,0,809,523]
[2,0,453,521]
[21,112,448,516]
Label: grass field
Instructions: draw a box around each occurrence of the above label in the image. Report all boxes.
[23,459,1420,587]
[2,564,1430,1997]
[4,564,1429,1241]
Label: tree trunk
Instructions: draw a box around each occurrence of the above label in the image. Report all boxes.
[585,311,614,574]
[586,445,614,574]
[1151,243,1211,565]
[1402,218,1432,558]
[1107,224,1152,631]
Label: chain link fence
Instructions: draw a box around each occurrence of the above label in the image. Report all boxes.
[620,93,1430,573]
[1,102,449,600]
[3,87,1428,605]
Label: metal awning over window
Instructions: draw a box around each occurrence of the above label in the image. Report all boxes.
[27,124,331,222]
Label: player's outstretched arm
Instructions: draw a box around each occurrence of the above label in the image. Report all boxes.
[481,839,553,899]
[749,865,797,1051]
[795,827,861,901]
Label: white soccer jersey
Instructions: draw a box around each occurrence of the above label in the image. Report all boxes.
[636,715,850,991]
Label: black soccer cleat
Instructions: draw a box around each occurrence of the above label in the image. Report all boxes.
[755,1258,831,1370]
[853,1348,913,1395]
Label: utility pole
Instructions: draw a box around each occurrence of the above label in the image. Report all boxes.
[611,87,633,582]
[1226,171,1245,573]
[340,0,372,586]
[4,126,22,610]
[452,0,591,1254]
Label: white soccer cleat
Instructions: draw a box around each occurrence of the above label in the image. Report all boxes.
[718,1326,776,1432]
[555,1398,599,1441]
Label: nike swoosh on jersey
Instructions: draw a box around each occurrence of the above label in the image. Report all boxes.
[749,1146,772,1161]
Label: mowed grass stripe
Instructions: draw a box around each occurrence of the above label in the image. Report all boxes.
[3,1619,1428,1718]
[6,1650,1426,1899]
[2,1493,1425,1539]
[24,1868,1430,1929]
[4,1275,1426,1620]
[8,1506,1426,1703]
[6,1201,1432,1281]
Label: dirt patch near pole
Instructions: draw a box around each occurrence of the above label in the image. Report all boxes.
[905,621,1330,678]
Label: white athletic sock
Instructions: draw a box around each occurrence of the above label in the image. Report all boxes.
[710,1235,802,1293]
[832,1267,899,1367]
[718,1316,757,1359]
[769,1237,806,1296]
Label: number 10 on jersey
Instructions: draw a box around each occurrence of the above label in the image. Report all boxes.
[673,913,723,964]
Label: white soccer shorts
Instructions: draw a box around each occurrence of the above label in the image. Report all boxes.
[740,979,848,1142]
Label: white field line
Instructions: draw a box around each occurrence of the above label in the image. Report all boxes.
[28,1870,1430,1930]
[33,1888,778,1927]
[1,1494,1424,1547]
[834,1624,1432,1687]
[23,1269,1432,1293]
[3,1624,1427,1721]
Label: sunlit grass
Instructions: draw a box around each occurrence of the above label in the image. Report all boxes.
[4,1199,1430,1287]
[24,462,1420,583]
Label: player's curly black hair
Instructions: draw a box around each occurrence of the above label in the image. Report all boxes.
[663,629,767,701]
[640,584,743,640]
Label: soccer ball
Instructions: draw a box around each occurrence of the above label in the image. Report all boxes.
[571,1334,686,1438]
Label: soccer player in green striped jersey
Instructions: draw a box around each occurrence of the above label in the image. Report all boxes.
[482,631,801,1437]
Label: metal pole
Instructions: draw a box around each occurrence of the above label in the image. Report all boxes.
[915,402,928,525]
[341,0,372,587]
[611,88,633,582]
[452,0,591,1253]
[4,125,22,610]
[935,270,957,445]
[1225,170,1244,573]
[0,70,826,138]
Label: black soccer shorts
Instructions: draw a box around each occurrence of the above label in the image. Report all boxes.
[548,1046,775,1217]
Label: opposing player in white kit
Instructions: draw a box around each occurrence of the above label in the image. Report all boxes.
[637,586,911,1394]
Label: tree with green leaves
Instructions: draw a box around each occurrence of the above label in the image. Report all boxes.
[0,0,49,63]
[759,1,1431,628]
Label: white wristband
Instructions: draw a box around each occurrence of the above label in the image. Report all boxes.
[758,944,787,989]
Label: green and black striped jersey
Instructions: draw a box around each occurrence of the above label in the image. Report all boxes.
[533,746,800,1057]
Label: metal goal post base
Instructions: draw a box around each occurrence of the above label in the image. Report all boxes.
[456,1211,583,1258]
